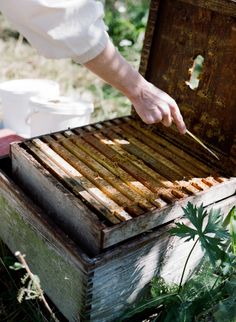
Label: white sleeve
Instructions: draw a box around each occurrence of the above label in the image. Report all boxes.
[0,0,109,63]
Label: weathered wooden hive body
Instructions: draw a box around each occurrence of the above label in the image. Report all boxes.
[0,0,236,321]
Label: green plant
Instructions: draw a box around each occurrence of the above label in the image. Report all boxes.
[104,0,149,62]
[122,203,236,322]
[0,241,49,321]
[10,251,59,322]
[170,203,231,290]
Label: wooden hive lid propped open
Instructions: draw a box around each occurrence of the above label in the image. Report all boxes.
[135,0,236,175]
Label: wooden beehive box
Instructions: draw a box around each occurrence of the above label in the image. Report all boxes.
[3,165,236,321]
[10,0,236,256]
[10,118,236,256]
[0,0,236,321]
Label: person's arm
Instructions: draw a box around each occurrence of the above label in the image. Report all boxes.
[85,39,186,134]
[0,0,186,133]
[0,0,109,62]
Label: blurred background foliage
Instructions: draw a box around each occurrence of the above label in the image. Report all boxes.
[100,0,150,116]
[105,0,149,58]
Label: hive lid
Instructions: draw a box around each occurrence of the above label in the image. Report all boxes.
[136,0,236,174]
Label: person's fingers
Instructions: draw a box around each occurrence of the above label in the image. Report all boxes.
[169,101,186,134]
[141,108,163,125]
[132,96,163,124]
[157,102,172,127]
[150,86,184,131]
[131,82,186,133]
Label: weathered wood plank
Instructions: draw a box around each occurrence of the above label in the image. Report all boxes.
[137,0,236,171]
[79,129,169,207]
[11,138,236,252]
[0,163,235,321]
[90,195,236,321]
[103,178,236,248]
[180,0,236,17]
[126,118,215,175]
[0,168,93,322]
[46,134,147,216]
[105,123,190,180]
[11,143,103,255]
[230,134,236,176]
[26,141,121,225]
[138,0,161,77]
[56,132,155,212]
[86,124,191,202]
[64,130,163,208]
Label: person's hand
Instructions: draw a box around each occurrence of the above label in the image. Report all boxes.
[129,80,186,134]
[85,39,186,134]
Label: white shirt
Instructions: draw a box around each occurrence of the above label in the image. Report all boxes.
[0,0,109,63]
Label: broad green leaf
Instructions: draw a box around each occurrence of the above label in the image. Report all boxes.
[169,223,197,241]
[170,202,229,266]
[204,208,229,239]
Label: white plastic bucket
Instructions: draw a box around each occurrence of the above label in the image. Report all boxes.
[0,79,60,137]
[29,96,94,137]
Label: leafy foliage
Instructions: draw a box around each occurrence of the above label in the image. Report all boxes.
[10,258,44,303]
[17,273,43,303]
[0,242,48,322]
[170,203,229,266]
[104,0,149,58]
[122,203,236,322]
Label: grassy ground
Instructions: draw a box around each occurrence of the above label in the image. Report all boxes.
[0,2,148,320]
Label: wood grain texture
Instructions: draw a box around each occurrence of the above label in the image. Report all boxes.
[180,0,236,17]
[138,0,161,77]
[0,169,94,322]
[11,143,103,256]
[89,195,236,321]
[42,135,141,218]
[26,140,121,225]
[230,134,236,175]
[11,119,236,252]
[0,163,235,321]
[1,1,236,320]
[103,177,236,247]
[136,0,236,173]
